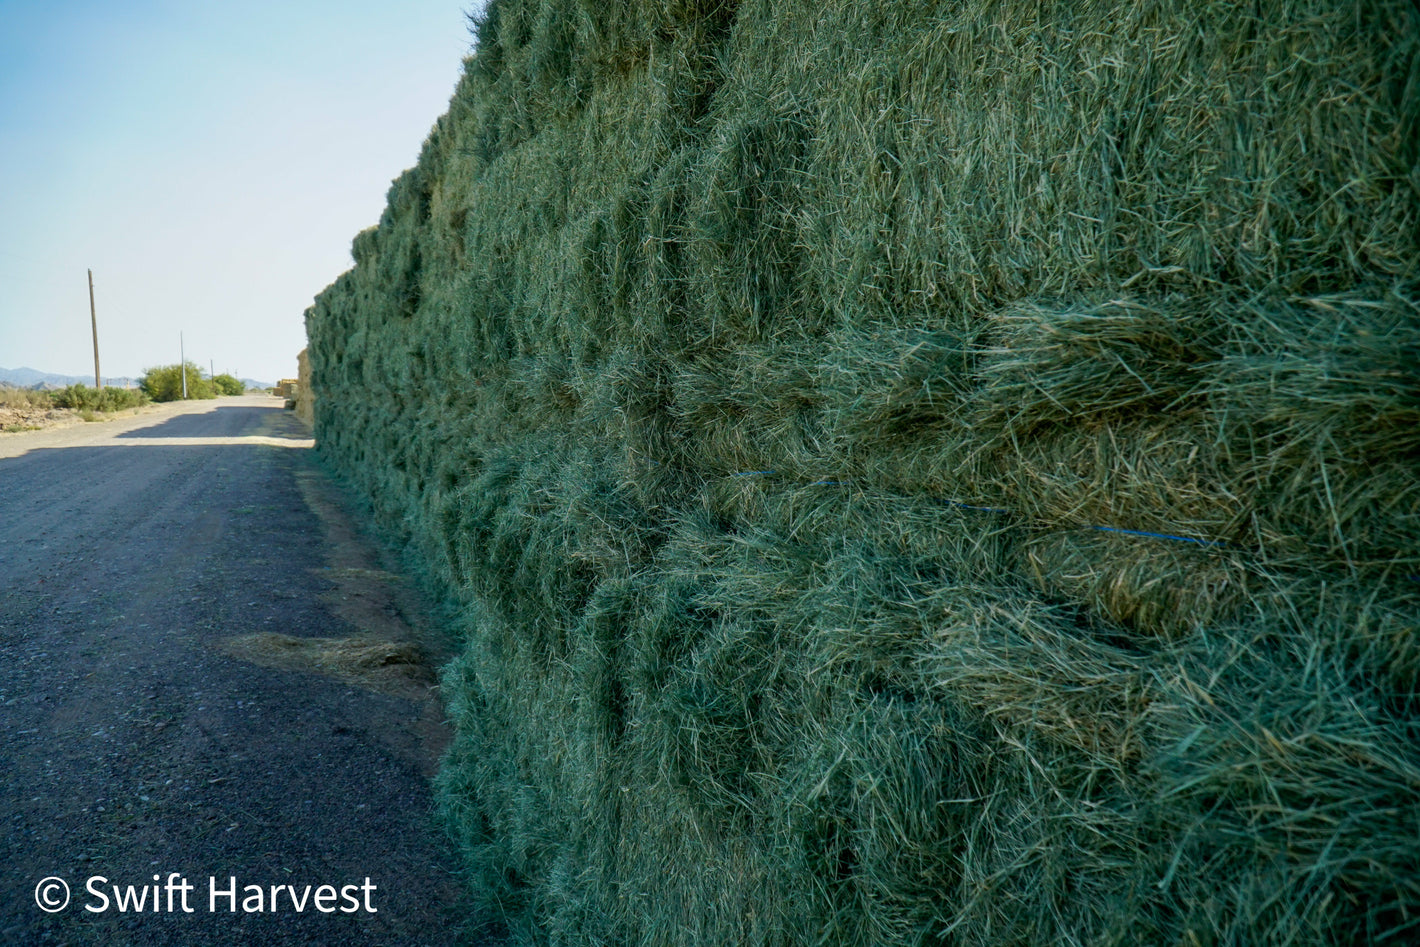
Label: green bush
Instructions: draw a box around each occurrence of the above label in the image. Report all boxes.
[139,362,216,402]
[308,1,1420,944]
[50,384,148,412]
[212,373,245,396]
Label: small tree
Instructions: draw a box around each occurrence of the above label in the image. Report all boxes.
[212,373,245,396]
[140,362,216,402]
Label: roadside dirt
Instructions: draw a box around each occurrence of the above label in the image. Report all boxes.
[0,402,155,435]
[0,394,484,945]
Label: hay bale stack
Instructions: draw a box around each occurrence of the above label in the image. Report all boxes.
[294,347,315,425]
[306,0,1420,942]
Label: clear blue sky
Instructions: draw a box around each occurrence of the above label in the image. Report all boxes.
[0,0,479,385]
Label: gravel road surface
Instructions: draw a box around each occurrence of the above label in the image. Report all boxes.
[0,395,477,945]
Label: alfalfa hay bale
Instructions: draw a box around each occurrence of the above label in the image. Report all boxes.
[307,0,1420,943]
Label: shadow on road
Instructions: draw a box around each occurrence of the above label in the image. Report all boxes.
[116,404,311,442]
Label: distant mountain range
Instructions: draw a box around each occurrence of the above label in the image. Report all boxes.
[0,366,275,390]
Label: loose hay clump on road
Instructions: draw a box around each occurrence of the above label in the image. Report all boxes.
[219,633,435,699]
[306,0,1420,943]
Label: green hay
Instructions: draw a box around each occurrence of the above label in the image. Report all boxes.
[307,0,1420,943]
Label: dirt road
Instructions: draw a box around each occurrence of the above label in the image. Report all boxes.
[0,395,477,945]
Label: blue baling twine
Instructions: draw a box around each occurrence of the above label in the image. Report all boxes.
[947,500,1013,514]
[945,497,1225,548]
[1088,525,1227,548]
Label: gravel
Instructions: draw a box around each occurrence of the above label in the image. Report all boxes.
[0,395,485,946]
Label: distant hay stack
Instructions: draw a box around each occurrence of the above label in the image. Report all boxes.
[293,348,314,426]
[307,0,1420,943]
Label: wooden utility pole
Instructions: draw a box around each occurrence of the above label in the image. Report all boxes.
[87,269,100,388]
[180,332,187,399]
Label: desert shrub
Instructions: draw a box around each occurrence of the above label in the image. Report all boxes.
[139,362,216,402]
[50,384,148,411]
[308,1,1420,944]
[211,373,245,396]
[0,386,53,409]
